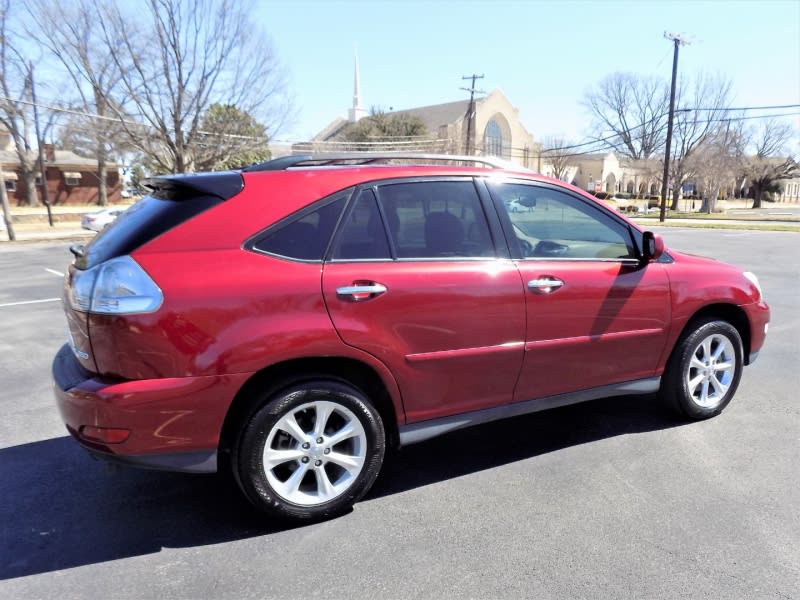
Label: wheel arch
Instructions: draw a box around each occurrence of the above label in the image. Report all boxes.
[671,303,752,365]
[218,356,401,462]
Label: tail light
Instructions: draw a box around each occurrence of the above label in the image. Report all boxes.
[69,256,163,315]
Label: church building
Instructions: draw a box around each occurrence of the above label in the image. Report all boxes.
[293,55,539,170]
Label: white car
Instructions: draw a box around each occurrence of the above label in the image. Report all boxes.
[81,208,123,232]
[505,198,533,213]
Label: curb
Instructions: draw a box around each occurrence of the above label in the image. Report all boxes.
[1,229,95,244]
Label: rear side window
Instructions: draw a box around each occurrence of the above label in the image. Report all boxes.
[380,180,494,259]
[332,189,391,260]
[333,180,494,260]
[251,192,348,261]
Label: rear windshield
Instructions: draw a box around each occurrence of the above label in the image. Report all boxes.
[73,195,220,270]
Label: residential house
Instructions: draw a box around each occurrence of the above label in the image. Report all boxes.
[1,128,121,206]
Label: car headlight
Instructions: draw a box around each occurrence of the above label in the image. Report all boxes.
[743,271,763,300]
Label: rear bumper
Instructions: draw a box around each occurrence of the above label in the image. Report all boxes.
[52,344,251,473]
[81,446,218,473]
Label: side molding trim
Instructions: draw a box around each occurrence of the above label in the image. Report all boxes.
[398,377,661,446]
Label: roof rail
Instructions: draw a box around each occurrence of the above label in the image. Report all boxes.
[242,152,518,172]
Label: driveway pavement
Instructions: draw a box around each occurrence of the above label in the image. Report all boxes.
[1,230,798,599]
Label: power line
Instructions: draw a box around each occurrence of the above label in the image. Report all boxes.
[707,111,800,122]
[538,109,800,155]
[2,94,796,155]
[686,103,800,112]
[0,95,270,141]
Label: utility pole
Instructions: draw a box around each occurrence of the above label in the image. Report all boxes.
[0,169,16,241]
[659,33,690,223]
[461,74,484,155]
[29,61,53,227]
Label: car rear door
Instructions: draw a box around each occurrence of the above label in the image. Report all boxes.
[322,179,526,423]
[485,180,671,401]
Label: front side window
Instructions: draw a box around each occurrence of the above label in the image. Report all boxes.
[490,182,636,260]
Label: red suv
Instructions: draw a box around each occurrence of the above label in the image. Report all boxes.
[53,154,770,521]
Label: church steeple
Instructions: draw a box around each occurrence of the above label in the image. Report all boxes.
[348,48,367,123]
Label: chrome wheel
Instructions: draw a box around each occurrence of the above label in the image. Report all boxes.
[685,333,736,408]
[263,400,367,506]
[660,318,743,420]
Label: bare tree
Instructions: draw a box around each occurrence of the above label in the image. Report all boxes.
[0,0,39,206]
[31,0,131,205]
[540,137,575,180]
[97,0,290,174]
[743,119,799,208]
[690,121,746,213]
[667,74,733,210]
[583,72,669,159]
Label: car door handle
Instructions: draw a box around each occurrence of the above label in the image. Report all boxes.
[527,277,564,294]
[336,283,388,301]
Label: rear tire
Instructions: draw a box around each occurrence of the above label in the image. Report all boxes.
[659,318,744,420]
[235,380,385,521]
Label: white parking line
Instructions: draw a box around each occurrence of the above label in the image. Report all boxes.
[45,268,65,277]
[0,298,61,308]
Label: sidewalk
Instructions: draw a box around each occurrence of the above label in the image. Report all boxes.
[1,203,132,243]
[1,221,96,243]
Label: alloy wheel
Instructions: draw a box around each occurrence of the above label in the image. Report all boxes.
[262,400,368,506]
[685,333,736,409]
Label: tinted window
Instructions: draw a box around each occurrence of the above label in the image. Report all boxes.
[377,181,494,259]
[253,195,346,261]
[75,194,220,270]
[333,189,391,260]
[491,182,636,260]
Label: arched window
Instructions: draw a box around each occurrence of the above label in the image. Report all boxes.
[484,119,503,157]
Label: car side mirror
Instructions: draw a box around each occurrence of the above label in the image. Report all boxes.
[642,231,664,263]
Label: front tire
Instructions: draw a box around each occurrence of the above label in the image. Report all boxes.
[660,318,744,420]
[236,380,385,521]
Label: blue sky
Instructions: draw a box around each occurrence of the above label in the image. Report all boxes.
[258,0,800,146]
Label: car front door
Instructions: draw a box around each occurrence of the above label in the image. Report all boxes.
[486,180,671,402]
[322,180,526,423]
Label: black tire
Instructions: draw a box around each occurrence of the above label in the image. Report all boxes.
[659,318,744,420]
[235,380,385,521]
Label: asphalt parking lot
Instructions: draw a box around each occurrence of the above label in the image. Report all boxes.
[1,229,798,599]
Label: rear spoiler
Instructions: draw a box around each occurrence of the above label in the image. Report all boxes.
[141,172,244,201]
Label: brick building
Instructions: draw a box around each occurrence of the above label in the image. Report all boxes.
[1,129,121,206]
